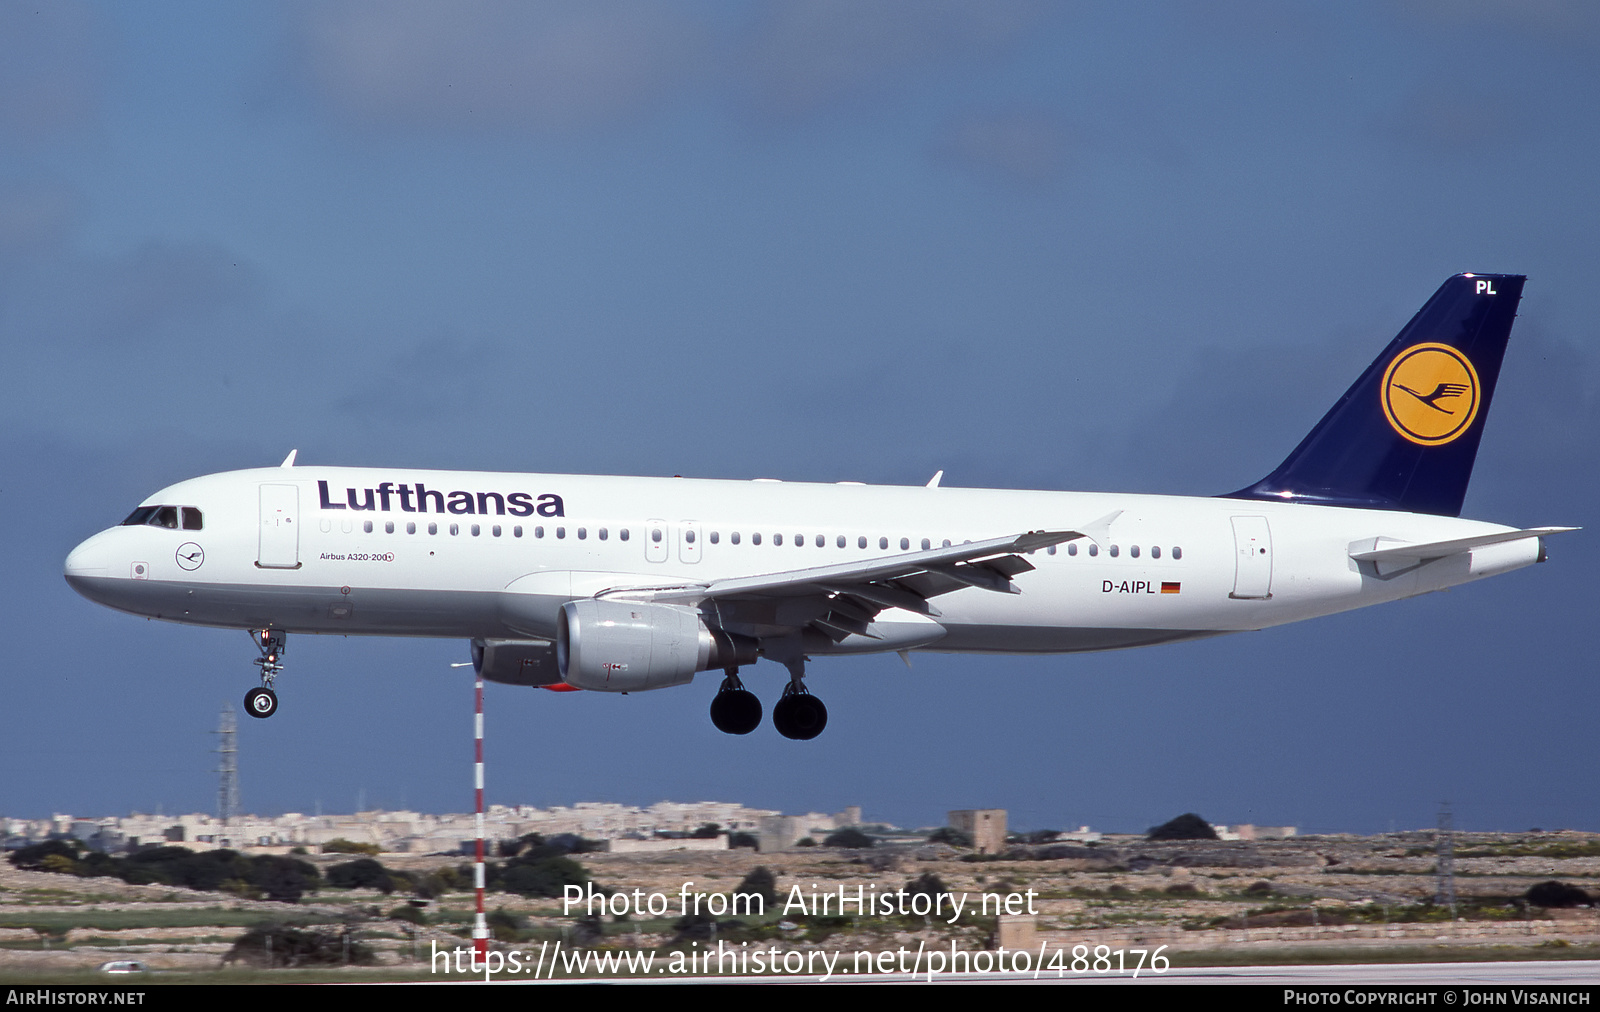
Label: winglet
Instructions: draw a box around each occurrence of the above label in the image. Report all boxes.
[1075,510,1122,549]
[926,470,943,488]
[280,449,298,468]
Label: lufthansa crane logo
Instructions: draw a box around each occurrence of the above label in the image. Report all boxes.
[175,542,205,571]
[1380,343,1481,446]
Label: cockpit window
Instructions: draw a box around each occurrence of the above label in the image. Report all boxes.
[120,505,202,531]
[121,507,159,527]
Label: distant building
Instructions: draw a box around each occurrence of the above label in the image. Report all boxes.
[1213,824,1297,841]
[949,809,1007,854]
[606,836,728,854]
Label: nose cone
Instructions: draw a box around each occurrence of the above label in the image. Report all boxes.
[64,530,116,599]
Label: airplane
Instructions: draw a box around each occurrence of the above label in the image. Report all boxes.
[64,273,1573,739]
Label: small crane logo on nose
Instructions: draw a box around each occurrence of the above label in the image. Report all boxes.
[176,543,205,571]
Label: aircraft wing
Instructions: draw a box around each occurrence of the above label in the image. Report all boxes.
[604,512,1120,646]
[1348,526,1577,564]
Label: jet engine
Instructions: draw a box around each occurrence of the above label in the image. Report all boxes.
[470,638,563,687]
[556,600,757,692]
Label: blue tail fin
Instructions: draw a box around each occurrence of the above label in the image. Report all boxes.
[1224,273,1524,517]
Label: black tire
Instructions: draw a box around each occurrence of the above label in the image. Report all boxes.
[773,693,827,740]
[245,687,278,719]
[709,689,762,735]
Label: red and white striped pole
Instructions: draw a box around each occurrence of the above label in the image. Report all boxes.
[472,673,488,958]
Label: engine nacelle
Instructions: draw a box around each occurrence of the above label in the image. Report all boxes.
[556,600,757,693]
[470,638,563,687]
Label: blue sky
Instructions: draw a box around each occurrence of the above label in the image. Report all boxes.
[3,1,1597,835]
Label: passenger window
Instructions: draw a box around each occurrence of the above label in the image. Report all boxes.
[556,527,565,539]
[385,521,394,534]
[1048,545,1056,555]
[774,534,783,546]
[1088,544,1098,557]
[429,523,438,535]
[752,533,762,545]
[450,523,459,536]
[492,525,502,537]
[620,529,629,542]
[880,537,888,550]
[599,528,608,540]
[857,536,866,549]
[182,508,203,531]
[578,527,587,540]
[1130,545,1140,558]
[363,520,373,533]
[1151,545,1160,559]
[651,528,662,543]
[514,526,522,538]
[1110,545,1119,557]
[901,538,910,550]
[709,531,718,544]
[1173,547,1182,560]
[535,526,544,538]
[1068,543,1077,556]
[731,532,740,545]
[683,530,692,544]
[406,522,416,535]
[471,524,481,537]
[921,538,931,550]
[795,534,803,547]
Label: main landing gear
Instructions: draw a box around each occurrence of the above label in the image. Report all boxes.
[772,681,828,741]
[245,629,284,719]
[708,659,829,739]
[708,670,762,735]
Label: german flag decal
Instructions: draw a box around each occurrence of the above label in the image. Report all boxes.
[1161,582,1181,594]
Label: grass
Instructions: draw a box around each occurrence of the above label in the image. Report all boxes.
[0,908,338,935]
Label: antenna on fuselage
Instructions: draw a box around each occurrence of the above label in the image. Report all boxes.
[279,449,298,468]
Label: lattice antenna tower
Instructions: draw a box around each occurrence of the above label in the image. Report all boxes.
[214,705,240,825]
[1434,801,1457,917]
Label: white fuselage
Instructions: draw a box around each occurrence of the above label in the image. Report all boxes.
[63,466,1541,658]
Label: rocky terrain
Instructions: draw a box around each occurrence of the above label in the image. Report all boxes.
[2,830,1596,980]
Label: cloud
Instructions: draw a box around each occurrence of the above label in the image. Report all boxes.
[737,0,1049,118]
[4,239,260,346]
[1399,0,1600,50]
[1377,85,1525,158]
[297,0,709,132]
[0,177,83,260]
[0,0,101,139]
[932,108,1071,186]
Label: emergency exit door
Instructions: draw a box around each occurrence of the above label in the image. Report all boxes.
[258,484,301,569]
[1229,515,1272,599]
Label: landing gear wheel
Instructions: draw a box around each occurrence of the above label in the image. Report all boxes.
[772,688,827,740]
[710,674,762,735]
[245,687,278,719]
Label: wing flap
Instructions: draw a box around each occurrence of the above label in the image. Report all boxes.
[644,528,1083,605]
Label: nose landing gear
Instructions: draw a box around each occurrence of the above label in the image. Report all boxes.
[245,629,285,719]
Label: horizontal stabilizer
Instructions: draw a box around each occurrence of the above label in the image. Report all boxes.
[1349,527,1577,564]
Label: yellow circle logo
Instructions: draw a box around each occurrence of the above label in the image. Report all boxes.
[1380,343,1480,446]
